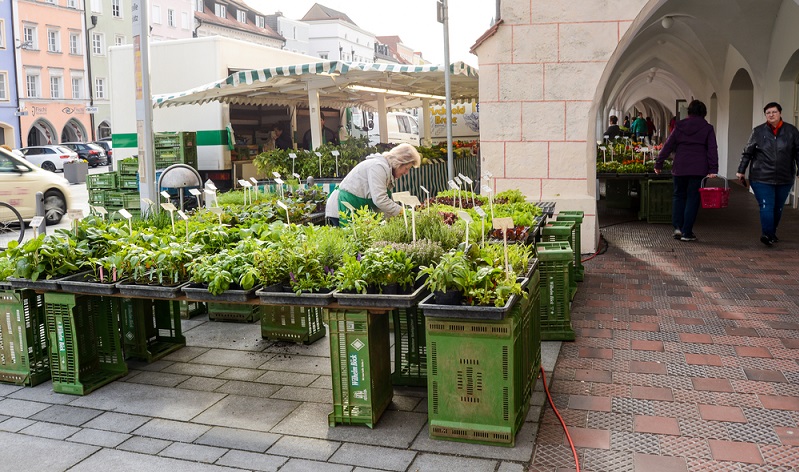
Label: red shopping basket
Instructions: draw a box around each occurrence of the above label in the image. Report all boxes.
[699,176,730,209]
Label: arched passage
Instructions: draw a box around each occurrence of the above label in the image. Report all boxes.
[27,119,57,146]
[61,119,87,143]
[728,69,754,178]
[98,120,112,140]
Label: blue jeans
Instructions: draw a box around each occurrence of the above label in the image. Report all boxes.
[749,181,794,238]
[672,176,703,236]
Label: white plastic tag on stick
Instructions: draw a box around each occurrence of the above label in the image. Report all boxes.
[206,181,217,191]
[493,217,514,275]
[454,176,463,186]
[277,200,290,225]
[161,203,177,231]
[448,180,459,190]
[209,206,223,224]
[160,191,171,200]
[178,210,190,242]
[188,188,201,196]
[68,209,84,221]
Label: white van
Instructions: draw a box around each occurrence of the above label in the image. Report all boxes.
[350,111,420,147]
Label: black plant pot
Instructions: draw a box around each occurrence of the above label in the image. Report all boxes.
[366,284,380,294]
[434,289,463,305]
[382,283,400,295]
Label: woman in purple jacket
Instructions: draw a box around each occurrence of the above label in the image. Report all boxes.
[654,100,718,241]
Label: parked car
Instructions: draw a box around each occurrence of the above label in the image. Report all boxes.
[60,142,108,167]
[18,145,78,172]
[0,147,73,224]
[91,140,112,162]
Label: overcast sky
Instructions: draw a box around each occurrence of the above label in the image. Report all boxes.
[244,0,496,66]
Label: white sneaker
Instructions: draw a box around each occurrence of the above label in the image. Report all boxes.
[672,229,682,240]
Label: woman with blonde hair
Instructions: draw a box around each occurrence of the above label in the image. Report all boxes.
[325,143,421,226]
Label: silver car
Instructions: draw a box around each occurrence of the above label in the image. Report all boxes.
[18,145,78,172]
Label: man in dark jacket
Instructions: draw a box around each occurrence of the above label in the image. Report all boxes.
[736,102,799,246]
[604,115,623,139]
[654,100,718,241]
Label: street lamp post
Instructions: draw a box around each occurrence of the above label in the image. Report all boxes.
[437,0,454,180]
[85,15,98,141]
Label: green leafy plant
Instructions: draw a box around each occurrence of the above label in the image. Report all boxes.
[418,249,470,293]
[334,254,367,293]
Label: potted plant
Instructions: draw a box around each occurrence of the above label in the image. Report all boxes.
[418,249,470,304]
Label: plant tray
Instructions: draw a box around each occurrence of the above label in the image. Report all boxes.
[182,283,262,303]
[256,285,334,307]
[333,283,429,309]
[0,281,12,291]
[58,271,123,296]
[419,278,528,321]
[6,275,71,292]
[116,280,190,299]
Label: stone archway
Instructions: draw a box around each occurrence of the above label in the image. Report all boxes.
[98,120,112,140]
[60,118,87,143]
[27,119,57,146]
[727,69,754,178]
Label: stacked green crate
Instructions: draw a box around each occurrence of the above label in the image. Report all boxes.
[523,261,542,398]
[0,289,50,386]
[425,299,532,447]
[154,132,198,169]
[86,172,118,210]
[175,300,206,320]
[120,299,186,362]
[605,179,635,209]
[44,293,127,395]
[391,306,426,387]
[555,211,585,281]
[261,305,326,344]
[644,179,673,224]
[325,309,393,428]
[535,242,575,341]
[208,303,262,323]
[541,221,577,300]
[87,169,141,219]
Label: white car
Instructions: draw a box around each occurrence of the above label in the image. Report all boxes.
[0,147,74,224]
[19,145,78,172]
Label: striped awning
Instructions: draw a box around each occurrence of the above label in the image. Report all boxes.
[152,60,478,111]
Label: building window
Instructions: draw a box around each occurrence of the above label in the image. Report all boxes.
[0,20,5,49]
[72,77,82,99]
[194,0,203,12]
[67,0,78,8]
[214,4,226,18]
[26,74,40,98]
[237,9,246,23]
[91,32,104,55]
[256,16,264,28]
[50,76,62,99]
[115,35,125,46]
[112,0,122,18]
[94,77,106,99]
[23,26,36,49]
[152,5,161,24]
[91,0,101,13]
[168,9,175,27]
[44,0,55,4]
[0,72,7,101]
[47,30,60,53]
[181,12,189,29]
[69,33,81,54]
[319,53,328,59]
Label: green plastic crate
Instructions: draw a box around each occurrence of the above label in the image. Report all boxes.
[118,173,139,190]
[175,300,206,320]
[535,242,575,341]
[0,290,50,386]
[325,309,393,428]
[44,293,127,395]
[523,261,542,398]
[425,297,532,447]
[604,179,635,209]
[120,299,186,362]
[154,131,196,149]
[391,306,427,387]
[88,189,107,206]
[208,303,261,323]
[644,179,673,224]
[121,192,141,210]
[118,158,139,175]
[542,221,577,299]
[87,172,119,190]
[261,305,326,344]
[555,211,585,281]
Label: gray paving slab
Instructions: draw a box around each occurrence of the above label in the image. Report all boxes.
[308,375,333,389]
[20,420,80,439]
[191,394,300,432]
[278,458,353,472]
[541,341,562,372]
[329,443,417,471]
[413,400,428,413]
[256,370,319,386]
[271,385,332,403]
[67,447,245,471]
[67,427,131,447]
[0,383,23,397]
[183,321,269,351]
[7,381,76,404]
[0,417,35,432]
[30,404,104,426]
[159,441,228,463]
[177,376,228,392]
[117,436,172,454]
[134,418,212,442]
[392,386,427,398]
[0,398,50,417]
[0,414,7,422]
[387,394,423,412]
[162,345,209,362]
[214,379,282,397]
[265,337,331,358]
[408,452,498,472]
[352,468,386,472]
[180,317,208,332]
[409,419,536,462]
[82,411,151,433]
[259,354,331,376]
[194,425,281,453]
[190,348,275,368]
[272,403,428,448]
[217,366,263,381]
[68,381,226,421]
[215,449,288,472]
[497,461,526,472]
[128,359,175,372]
[0,430,98,470]
[126,370,191,387]
[266,435,342,461]
[162,362,229,377]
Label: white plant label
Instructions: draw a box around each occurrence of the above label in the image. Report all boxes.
[292,173,301,180]
[288,153,297,159]
[274,177,284,185]
[249,177,258,185]
[331,150,340,156]
[461,175,473,185]
[238,179,250,187]
[493,217,514,231]
[405,196,421,207]
[188,188,202,196]
[93,206,108,215]
[448,180,459,190]
[118,209,133,219]
[272,171,281,178]
[177,210,188,220]
[30,216,45,228]
[419,185,429,195]
[141,198,154,206]
[457,210,473,224]
[277,200,289,225]
[67,209,84,221]
[474,206,487,218]
[314,152,322,157]
[342,201,357,212]
[454,176,463,186]
[206,181,217,191]
[160,191,171,200]
[160,202,177,212]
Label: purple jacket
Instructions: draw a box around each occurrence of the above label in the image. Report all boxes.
[655,116,719,176]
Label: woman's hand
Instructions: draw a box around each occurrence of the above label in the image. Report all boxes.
[654,168,661,174]
[706,173,717,179]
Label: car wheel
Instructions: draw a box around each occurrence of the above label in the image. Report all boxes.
[41,161,57,172]
[44,190,66,225]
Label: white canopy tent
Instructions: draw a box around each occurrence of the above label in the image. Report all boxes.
[152,60,479,150]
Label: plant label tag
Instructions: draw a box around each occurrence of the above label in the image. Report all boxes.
[405,196,421,207]
[141,198,154,207]
[448,180,459,190]
[493,217,514,230]
[457,211,473,223]
[482,185,493,194]
[188,188,202,196]
[118,209,133,219]
[474,206,487,218]
[67,209,84,221]
[160,191,171,200]
[342,201,357,213]
[204,189,216,197]
[209,207,223,217]
[483,171,493,179]
[454,176,463,186]
[274,177,284,185]
[292,173,301,180]
[249,177,258,185]
[331,150,340,156]
[599,146,606,151]
[315,152,322,157]
[161,202,177,212]
[272,171,281,178]
[30,216,45,227]
[288,153,297,159]
[392,191,410,204]
[277,201,288,211]
[177,210,188,220]
[419,185,429,195]
[93,206,108,215]
[238,179,249,187]
[206,181,217,191]
[461,175,473,185]
[640,147,649,153]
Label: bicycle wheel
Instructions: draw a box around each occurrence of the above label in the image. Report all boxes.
[0,201,25,251]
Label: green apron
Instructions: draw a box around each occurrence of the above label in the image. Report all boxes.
[337,188,392,226]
